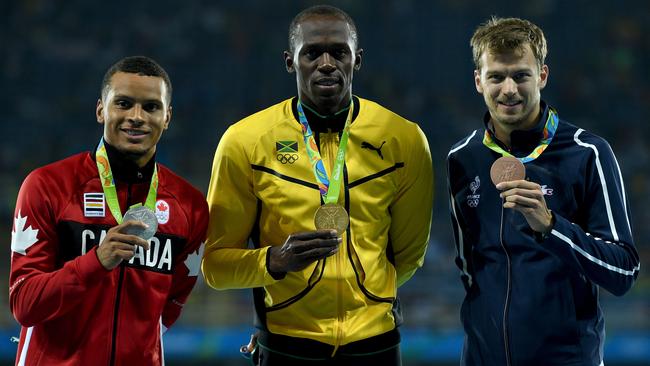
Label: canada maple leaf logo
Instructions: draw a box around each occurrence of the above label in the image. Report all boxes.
[157,201,168,212]
[11,211,39,255]
[184,243,205,277]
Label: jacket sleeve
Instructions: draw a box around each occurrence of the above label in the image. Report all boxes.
[9,171,110,327]
[161,194,209,330]
[389,124,433,287]
[446,153,474,292]
[201,126,279,290]
[541,135,640,296]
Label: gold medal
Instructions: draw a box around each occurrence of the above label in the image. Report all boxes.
[314,204,349,235]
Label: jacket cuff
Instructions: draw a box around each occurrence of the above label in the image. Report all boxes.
[74,246,111,286]
[534,211,556,242]
[265,246,286,280]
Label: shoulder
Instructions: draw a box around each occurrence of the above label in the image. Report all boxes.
[16,152,94,214]
[358,97,417,128]
[227,98,294,138]
[570,126,612,150]
[154,164,208,239]
[217,99,296,158]
[356,97,428,150]
[555,119,615,157]
[156,164,206,208]
[447,129,483,160]
[213,99,297,167]
[24,152,93,187]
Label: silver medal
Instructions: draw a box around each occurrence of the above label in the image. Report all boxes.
[122,206,158,240]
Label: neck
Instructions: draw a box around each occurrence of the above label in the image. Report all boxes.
[301,100,351,119]
[101,140,156,183]
[299,92,352,117]
[492,122,514,148]
[293,97,357,133]
[132,150,155,168]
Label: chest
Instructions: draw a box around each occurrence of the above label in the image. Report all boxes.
[251,129,404,227]
[452,149,586,232]
[55,179,188,274]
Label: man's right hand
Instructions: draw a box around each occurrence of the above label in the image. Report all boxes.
[268,230,341,274]
[96,220,151,270]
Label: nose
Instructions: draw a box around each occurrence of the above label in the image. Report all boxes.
[317,52,336,73]
[502,77,518,96]
[127,104,145,125]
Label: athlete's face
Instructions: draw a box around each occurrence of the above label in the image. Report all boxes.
[96,72,171,167]
[285,15,362,115]
[475,43,548,131]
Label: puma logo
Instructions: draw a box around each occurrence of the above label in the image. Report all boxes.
[361,141,386,160]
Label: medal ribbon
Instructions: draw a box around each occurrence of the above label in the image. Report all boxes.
[297,100,353,204]
[482,107,559,163]
[95,138,159,224]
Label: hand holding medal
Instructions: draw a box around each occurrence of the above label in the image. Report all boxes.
[265,101,354,276]
[268,230,341,274]
[494,161,554,234]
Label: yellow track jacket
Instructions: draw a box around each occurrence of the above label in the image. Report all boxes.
[202,97,433,348]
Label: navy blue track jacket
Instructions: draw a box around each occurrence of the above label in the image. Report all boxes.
[447,102,640,366]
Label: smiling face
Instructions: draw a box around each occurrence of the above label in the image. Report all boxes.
[284,15,362,115]
[475,43,548,136]
[96,71,171,167]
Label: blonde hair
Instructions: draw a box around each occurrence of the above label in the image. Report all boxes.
[470,17,547,70]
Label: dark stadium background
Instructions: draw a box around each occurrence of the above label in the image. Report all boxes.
[1,1,648,365]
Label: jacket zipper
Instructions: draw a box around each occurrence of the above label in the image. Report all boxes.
[109,266,126,366]
[499,203,512,366]
[332,239,344,357]
[109,183,132,365]
[325,130,344,356]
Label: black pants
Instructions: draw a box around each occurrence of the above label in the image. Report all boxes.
[256,344,401,366]
[254,329,401,366]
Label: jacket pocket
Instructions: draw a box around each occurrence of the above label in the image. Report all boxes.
[265,259,326,312]
[347,236,396,303]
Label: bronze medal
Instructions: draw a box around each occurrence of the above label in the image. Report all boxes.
[314,204,349,235]
[490,156,526,185]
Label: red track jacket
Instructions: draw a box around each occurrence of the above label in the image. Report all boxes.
[9,148,208,366]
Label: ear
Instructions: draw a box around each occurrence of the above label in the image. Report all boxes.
[354,48,363,71]
[96,99,105,124]
[474,70,484,94]
[539,64,549,90]
[284,51,295,73]
[163,106,172,130]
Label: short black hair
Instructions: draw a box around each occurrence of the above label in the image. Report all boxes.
[288,5,358,53]
[100,56,172,103]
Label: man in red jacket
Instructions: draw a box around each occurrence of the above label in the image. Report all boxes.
[9,56,208,365]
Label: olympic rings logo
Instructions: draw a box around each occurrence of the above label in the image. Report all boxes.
[277,153,299,164]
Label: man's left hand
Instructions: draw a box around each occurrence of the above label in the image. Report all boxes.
[496,180,553,234]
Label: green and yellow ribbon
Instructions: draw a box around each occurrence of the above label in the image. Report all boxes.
[95,138,158,224]
[296,100,353,205]
[483,107,559,162]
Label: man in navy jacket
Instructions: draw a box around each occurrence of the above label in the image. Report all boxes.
[447,17,640,366]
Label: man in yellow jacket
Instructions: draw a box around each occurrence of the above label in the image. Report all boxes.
[202,5,433,365]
